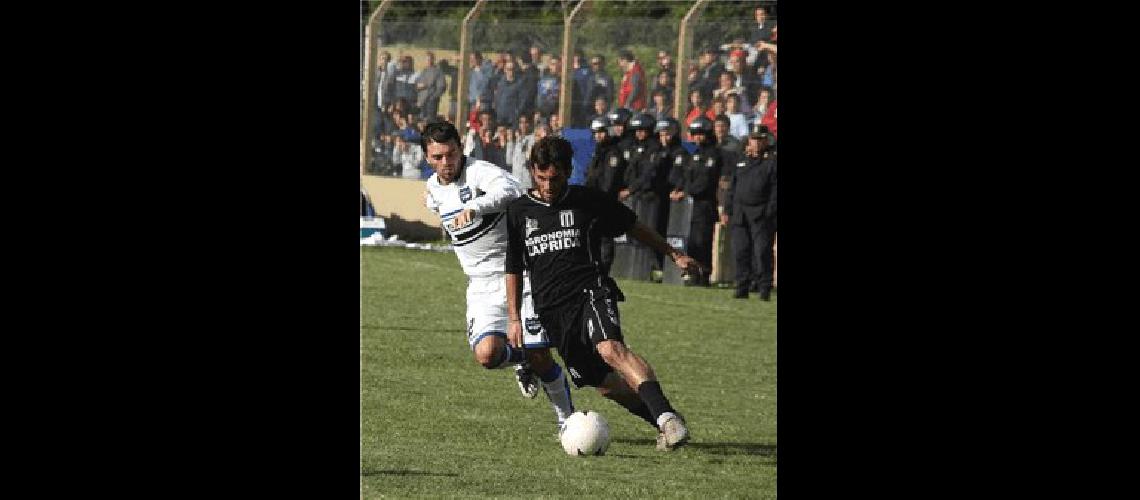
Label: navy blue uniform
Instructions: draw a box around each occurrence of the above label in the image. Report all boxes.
[584,137,627,275]
[632,141,687,266]
[679,144,724,281]
[725,147,777,293]
[584,138,627,199]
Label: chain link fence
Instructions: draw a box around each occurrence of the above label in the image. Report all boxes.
[362,0,777,178]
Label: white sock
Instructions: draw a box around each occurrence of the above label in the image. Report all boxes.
[540,364,574,426]
[656,411,677,428]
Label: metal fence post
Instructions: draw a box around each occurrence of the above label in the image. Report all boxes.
[559,0,589,131]
[675,0,709,121]
[361,0,393,177]
[456,0,489,141]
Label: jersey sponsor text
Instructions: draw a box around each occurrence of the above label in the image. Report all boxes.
[525,228,582,257]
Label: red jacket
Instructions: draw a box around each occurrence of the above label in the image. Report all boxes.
[467,108,480,132]
[760,100,777,139]
[619,61,647,112]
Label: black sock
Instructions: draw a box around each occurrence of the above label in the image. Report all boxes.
[506,345,525,365]
[613,399,658,430]
[637,381,676,423]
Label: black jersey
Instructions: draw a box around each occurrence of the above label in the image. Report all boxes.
[505,185,637,312]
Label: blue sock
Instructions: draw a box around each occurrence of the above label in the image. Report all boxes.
[505,345,525,364]
[494,344,525,368]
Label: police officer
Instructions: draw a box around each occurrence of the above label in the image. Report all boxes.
[619,113,657,202]
[722,123,777,300]
[640,117,689,274]
[584,115,628,275]
[669,116,722,286]
[606,108,637,162]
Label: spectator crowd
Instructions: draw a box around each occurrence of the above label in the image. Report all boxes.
[367,5,777,181]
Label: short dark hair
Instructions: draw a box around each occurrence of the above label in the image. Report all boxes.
[619,50,635,62]
[419,120,461,154]
[529,136,574,174]
[714,114,730,127]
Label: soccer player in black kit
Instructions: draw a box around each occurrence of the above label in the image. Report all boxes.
[504,136,699,451]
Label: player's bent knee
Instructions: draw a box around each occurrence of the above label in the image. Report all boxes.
[595,340,627,366]
[473,337,503,369]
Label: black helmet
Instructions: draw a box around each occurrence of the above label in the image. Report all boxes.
[749,122,771,140]
[688,117,714,136]
[654,117,679,135]
[629,113,656,131]
[606,108,633,126]
[589,115,609,132]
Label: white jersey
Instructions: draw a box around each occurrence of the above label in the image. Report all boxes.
[425,157,524,276]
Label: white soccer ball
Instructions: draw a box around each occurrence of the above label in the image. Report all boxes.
[560,410,611,456]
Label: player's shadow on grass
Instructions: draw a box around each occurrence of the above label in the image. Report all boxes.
[612,438,776,457]
[687,441,777,457]
[361,469,459,477]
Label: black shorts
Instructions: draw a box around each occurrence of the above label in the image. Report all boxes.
[538,282,625,388]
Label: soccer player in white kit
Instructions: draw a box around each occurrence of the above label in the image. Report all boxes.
[421,120,575,434]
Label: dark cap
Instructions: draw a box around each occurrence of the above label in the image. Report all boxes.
[688,117,713,135]
[590,116,609,132]
[606,108,632,126]
[749,123,771,140]
[629,113,655,131]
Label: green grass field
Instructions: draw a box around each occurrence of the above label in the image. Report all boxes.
[362,247,777,498]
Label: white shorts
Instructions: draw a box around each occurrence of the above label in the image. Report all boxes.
[465,272,551,350]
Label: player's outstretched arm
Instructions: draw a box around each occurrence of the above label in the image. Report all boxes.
[455,164,524,227]
[505,272,524,348]
[626,221,700,275]
[471,166,524,208]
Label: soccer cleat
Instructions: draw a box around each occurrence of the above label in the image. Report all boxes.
[657,413,690,451]
[733,289,749,299]
[515,364,540,399]
[759,289,771,301]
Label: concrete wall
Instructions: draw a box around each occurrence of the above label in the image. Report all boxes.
[362,175,443,241]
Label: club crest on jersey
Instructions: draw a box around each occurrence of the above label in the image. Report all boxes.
[525,217,539,237]
[693,154,701,162]
[675,156,683,165]
[525,317,544,335]
[459,186,472,202]
[609,156,619,167]
[560,210,574,227]
[623,150,630,160]
[737,161,747,168]
[707,158,715,167]
[637,147,644,154]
